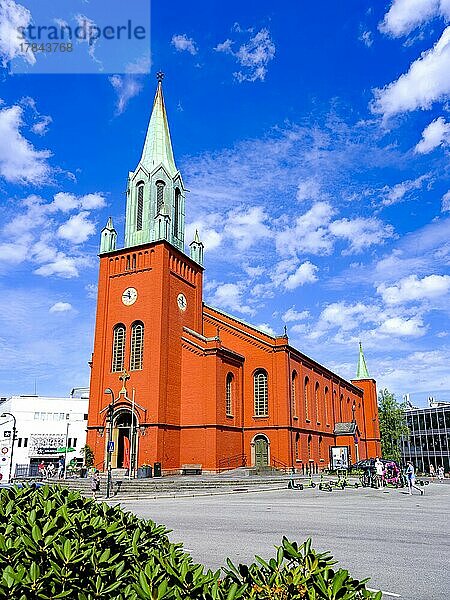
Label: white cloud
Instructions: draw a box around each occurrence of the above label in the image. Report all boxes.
[296,178,324,202]
[379,174,429,206]
[209,282,255,316]
[377,274,450,304]
[49,302,73,313]
[0,0,35,66]
[109,75,143,115]
[372,27,450,119]
[34,254,80,278]
[378,315,426,337]
[0,104,52,184]
[276,201,335,256]
[224,206,271,249]
[256,323,276,336]
[57,211,96,244]
[283,261,318,290]
[329,217,395,253]
[360,31,374,47]
[282,307,310,322]
[31,115,52,136]
[85,283,98,299]
[50,191,106,212]
[214,39,233,53]
[171,34,198,55]
[441,190,450,210]
[215,27,275,82]
[415,116,450,152]
[380,0,450,37]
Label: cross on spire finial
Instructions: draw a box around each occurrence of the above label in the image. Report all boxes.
[119,369,130,394]
[156,71,165,82]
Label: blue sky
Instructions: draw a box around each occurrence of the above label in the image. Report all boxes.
[0,0,449,406]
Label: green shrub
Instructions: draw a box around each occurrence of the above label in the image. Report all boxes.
[0,485,381,599]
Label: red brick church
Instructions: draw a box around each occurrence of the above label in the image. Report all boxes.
[86,76,381,474]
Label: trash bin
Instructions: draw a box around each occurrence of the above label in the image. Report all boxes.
[137,466,152,479]
[153,462,162,477]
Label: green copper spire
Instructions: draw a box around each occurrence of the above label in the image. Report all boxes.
[189,229,204,265]
[140,72,177,177]
[355,342,370,379]
[124,73,186,252]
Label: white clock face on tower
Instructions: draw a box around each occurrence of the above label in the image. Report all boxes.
[177,293,187,311]
[122,287,138,306]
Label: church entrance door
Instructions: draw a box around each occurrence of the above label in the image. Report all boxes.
[254,435,269,468]
[112,411,137,470]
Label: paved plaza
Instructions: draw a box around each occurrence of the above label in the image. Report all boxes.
[115,481,450,599]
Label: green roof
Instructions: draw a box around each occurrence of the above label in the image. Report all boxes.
[355,342,370,379]
[139,80,177,177]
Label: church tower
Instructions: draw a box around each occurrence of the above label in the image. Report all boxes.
[124,72,185,251]
[87,74,204,473]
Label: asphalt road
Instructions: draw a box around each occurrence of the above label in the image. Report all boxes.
[115,481,450,599]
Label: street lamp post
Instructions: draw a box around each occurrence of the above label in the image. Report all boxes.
[1,412,17,482]
[104,388,115,499]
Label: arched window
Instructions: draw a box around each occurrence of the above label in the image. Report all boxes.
[136,183,144,231]
[295,432,300,461]
[319,435,323,460]
[304,376,310,420]
[324,386,329,424]
[291,371,297,417]
[130,321,144,370]
[226,373,233,416]
[112,324,126,372]
[254,370,268,416]
[339,394,344,421]
[173,188,181,238]
[156,180,165,214]
[307,434,312,461]
[315,382,320,423]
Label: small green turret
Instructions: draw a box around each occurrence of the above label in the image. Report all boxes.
[99,217,117,254]
[189,230,204,266]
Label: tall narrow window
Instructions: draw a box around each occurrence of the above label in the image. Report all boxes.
[304,376,310,420]
[156,180,165,213]
[254,370,268,416]
[173,188,181,238]
[307,434,312,461]
[136,184,144,231]
[319,436,323,460]
[295,432,300,461]
[291,371,297,417]
[112,324,126,372]
[315,382,320,423]
[130,321,144,371]
[226,373,233,416]
[324,386,329,424]
[339,394,344,421]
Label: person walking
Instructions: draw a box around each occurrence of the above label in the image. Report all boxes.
[405,461,423,495]
[375,457,384,489]
[91,470,100,500]
[57,456,65,479]
[429,464,435,481]
[37,461,46,480]
[437,465,444,483]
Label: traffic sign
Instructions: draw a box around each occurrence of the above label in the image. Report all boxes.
[107,441,114,452]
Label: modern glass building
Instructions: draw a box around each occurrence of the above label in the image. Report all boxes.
[401,401,450,474]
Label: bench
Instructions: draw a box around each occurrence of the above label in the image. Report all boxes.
[181,464,202,475]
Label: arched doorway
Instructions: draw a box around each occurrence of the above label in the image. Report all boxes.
[111,410,138,470]
[253,434,269,468]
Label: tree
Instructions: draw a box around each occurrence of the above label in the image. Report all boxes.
[81,444,95,467]
[378,388,409,463]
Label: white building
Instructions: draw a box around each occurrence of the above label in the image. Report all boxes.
[0,388,89,482]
